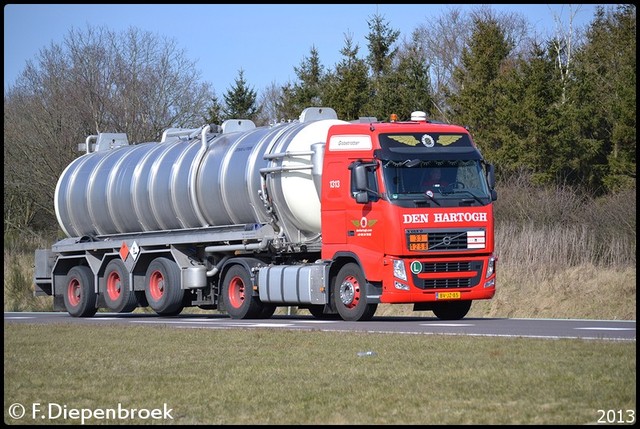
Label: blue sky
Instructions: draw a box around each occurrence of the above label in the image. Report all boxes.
[4,4,602,96]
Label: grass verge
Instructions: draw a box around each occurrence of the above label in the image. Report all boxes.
[4,323,636,425]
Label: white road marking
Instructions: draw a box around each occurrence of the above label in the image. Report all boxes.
[575,327,635,331]
[420,323,475,327]
[131,320,296,328]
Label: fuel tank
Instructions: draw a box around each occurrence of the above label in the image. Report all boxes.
[55,108,346,243]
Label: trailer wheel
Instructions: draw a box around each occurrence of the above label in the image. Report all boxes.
[103,259,137,313]
[333,263,377,321]
[221,265,264,319]
[144,257,184,316]
[432,300,472,320]
[63,266,97,317]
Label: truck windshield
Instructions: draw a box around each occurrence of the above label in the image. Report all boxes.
[381,159,492,206]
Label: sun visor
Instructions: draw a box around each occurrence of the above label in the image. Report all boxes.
[376,132,483,160]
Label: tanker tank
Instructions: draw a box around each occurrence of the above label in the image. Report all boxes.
[54,108,347,243]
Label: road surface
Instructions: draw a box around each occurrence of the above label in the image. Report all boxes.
[4,312,635,341]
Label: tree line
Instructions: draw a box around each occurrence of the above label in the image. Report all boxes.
[3,4,635,234]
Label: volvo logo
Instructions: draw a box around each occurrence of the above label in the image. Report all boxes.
[442,236,453,246]
[421,134,435,147]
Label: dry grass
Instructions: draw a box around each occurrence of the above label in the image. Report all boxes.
[467,263,636,320]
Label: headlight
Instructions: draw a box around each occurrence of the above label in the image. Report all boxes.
[393,259,407,281]
[486,256,496,278]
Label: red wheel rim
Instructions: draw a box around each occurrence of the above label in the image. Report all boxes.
[339,275,361,309]
[148,270,165,301]
[107,271,122,301]
[228,276,246,309]
[67,278,81,307]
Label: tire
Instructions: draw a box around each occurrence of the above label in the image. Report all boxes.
[144,257,185,316]
[63,266,97,317]
[221,265,264,319]
[432,300,472,320]
[258,304,277,319]
[307,305,340,320]
[103,259,138,313]
[333,263,377,321]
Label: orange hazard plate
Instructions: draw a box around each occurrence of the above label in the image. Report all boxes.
[436,291,461,300]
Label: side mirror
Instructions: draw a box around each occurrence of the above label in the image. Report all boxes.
[487,163,496,189]
[350,162,378,204]
[353,164,368,191]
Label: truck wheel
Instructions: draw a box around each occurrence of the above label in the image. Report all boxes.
[145,257,185,316]
[259,304,277,319]
[432,300,471,320]
[307,305,340,320]
[103,259,137,313]
[221,265,264,319]
[333,263,377,321]
[63,266,97,317]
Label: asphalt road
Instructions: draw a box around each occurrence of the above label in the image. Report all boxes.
[4,311,636,341]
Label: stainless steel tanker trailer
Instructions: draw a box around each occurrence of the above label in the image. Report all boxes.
[34,107,498,321]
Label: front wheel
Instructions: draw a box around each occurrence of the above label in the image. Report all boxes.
[64,266,97,317]
[432,300,472,320]
[333,263,377,321]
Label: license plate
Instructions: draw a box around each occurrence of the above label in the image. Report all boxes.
[436,291,461,300]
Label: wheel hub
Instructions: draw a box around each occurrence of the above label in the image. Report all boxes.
[339,279,356,305]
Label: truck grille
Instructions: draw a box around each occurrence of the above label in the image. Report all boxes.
[412,261,483,290]
[425,278,471,288]
[405,228,486,252]
[424,261,471,272]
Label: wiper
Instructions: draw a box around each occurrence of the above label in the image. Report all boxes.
[422,190,442,206]
[395,191,443,207]
[442,189,484,205]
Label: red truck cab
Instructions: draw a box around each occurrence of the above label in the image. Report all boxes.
[320,114,497,320]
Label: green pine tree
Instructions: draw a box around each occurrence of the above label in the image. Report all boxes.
[323,35,370,121]
[569,4,636,192]
[222,69,261,121]
[448,14,513,163]
[279,46,325,120]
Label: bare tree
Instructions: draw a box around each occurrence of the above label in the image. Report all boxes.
[60,25,213,142]
[412,7,470,119]
[256,80,285,126]
[547,4,587,104]
[4,24,214,231]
